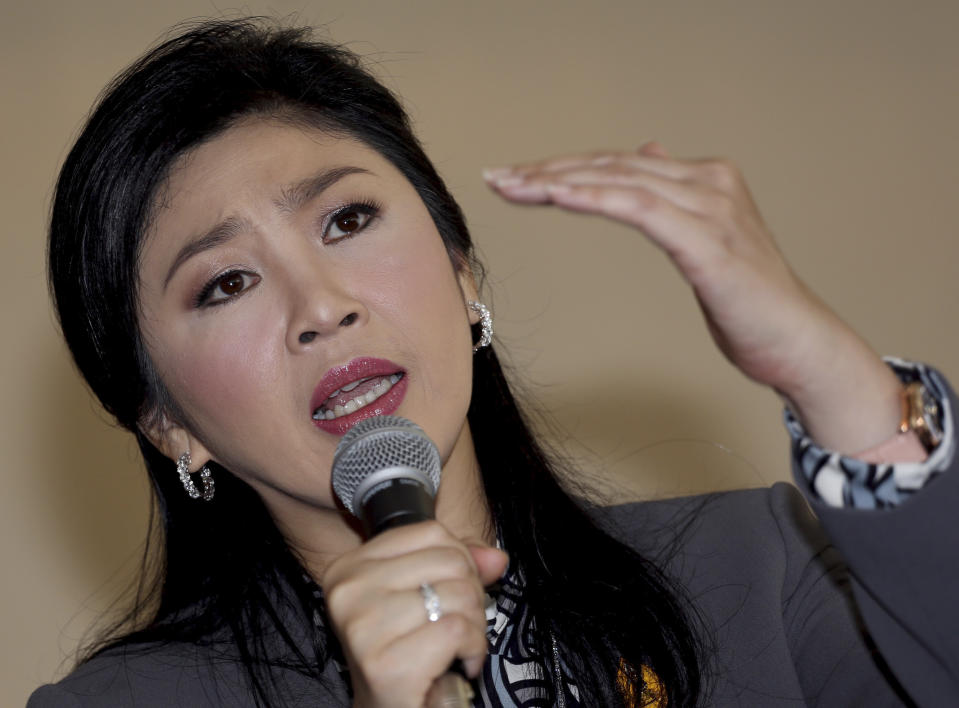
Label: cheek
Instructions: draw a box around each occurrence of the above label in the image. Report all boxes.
[388,240,475,424]
[371,245,471,359]
[162,314,285,433]
[362,216,466,328]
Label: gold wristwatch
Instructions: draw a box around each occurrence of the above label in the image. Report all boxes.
[899,381,943,453]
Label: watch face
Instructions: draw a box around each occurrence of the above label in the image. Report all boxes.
[920,387,944,446]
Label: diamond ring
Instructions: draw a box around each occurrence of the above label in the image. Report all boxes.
[420,583,442,622]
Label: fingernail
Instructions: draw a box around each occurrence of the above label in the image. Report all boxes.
[545,183,572,195]
[492,175,525,188]
[482,167,513,181]
[466,656,485,678]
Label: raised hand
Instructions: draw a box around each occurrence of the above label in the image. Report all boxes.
[322,521,507,708]
[484,143,904,455]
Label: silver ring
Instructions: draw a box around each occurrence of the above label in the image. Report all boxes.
[419,583,442,622]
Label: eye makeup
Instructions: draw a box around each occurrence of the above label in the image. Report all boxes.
[322,198,382,243]
[193,268,260,308]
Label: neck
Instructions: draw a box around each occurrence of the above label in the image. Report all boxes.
[434,421,494,546]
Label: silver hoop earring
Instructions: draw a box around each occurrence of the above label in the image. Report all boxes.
[467,300,493,352]
[177,452,215,502]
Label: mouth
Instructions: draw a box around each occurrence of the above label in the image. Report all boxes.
[312,372,404,420]
[310,357,408,435]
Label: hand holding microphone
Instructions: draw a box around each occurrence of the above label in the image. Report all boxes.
[323,416,507,708]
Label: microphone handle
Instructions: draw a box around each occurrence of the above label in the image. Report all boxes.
[425,671,475,707]
[360,484,475,708]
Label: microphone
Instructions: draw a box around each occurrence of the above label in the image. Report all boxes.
[332,415,441,536]
[331,415,475,708]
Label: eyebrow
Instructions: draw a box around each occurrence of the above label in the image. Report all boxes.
[162,165,372,289]
[163,216,248,289]
[274,165,372,213]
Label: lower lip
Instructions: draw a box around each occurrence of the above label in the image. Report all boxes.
[310,374,409,435]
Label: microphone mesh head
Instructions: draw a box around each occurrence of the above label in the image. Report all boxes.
[332,416,441,515]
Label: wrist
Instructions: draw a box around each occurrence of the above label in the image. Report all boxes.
[779,335,904,454]
[853,429,928,464]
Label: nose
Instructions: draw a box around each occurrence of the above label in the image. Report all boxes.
[286,269,366,351]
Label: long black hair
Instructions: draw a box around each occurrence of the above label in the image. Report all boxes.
[50,18,705,706]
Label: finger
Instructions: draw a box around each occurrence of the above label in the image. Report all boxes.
[638,140,670,158]
[339,577,489,660]
[328,545,483,611]
[486,150,703,185]
[487,147,686,177]
[360,521,477,564]
[393,613,490,679]
[541,182,723,266]
[484,149,628,178]
[486,151,743,196]
[323,521,478,586]
[493,165,723,216]
[350,611,489,704]
[467,544,509,586]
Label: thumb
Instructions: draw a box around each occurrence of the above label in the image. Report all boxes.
[466,544,509,586]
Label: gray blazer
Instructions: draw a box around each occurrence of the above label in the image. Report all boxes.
[29,399,959,706]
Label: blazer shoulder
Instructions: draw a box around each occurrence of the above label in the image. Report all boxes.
[27,683,83,708]
[596,482,826,562]
[26,643,252,708]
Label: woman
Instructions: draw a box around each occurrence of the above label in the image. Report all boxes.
[29,17,957,708]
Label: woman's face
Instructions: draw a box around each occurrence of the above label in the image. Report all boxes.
[137,120,478,520]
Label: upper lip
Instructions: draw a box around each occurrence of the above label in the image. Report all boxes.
[309,357,405,415]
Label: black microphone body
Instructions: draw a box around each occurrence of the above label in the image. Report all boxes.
[359,474,435,536]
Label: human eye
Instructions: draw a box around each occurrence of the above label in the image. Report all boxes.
[194,269,260,308]
[324,200,381,243]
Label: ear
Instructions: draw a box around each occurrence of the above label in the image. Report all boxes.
[456,267,482,325]
[139,410,214,471]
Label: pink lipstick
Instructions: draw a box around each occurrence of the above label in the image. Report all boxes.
[310,357,408,435]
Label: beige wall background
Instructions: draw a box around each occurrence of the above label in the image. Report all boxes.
[3,0,957,703]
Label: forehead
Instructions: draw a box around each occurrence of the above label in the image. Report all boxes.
[157,120,394,209]
[141,120,411,265]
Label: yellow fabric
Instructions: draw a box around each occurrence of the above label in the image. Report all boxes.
[617,659,666,707]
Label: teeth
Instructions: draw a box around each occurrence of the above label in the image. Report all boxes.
[326,376,369,400]
[313,373,403,421]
